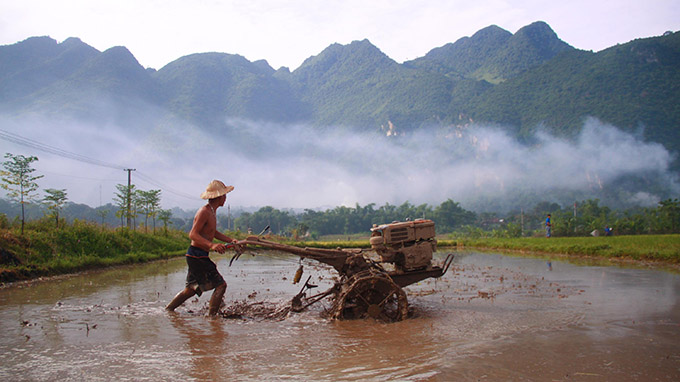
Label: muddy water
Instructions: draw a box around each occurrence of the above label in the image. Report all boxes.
[1,251,679,381]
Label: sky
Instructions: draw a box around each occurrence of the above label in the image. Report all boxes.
[1,0,679,71]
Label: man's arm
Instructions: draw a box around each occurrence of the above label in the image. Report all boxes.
[214,230,235,244]
[189,208,222,251]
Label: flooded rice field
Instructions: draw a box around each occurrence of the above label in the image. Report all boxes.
[1,250,679,381]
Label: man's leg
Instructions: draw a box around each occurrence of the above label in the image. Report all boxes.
[208,282,227,316]
[166,287,197,311]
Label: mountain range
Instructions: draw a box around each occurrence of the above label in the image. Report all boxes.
[1,21,679,167]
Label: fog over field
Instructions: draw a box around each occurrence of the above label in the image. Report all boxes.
[1,112,676,213]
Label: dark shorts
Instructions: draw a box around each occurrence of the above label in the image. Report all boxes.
[185,246,225,296]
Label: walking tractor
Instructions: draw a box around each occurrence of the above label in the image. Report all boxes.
[231,219,454,322]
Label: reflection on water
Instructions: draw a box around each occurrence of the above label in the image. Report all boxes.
[1,251,679,381]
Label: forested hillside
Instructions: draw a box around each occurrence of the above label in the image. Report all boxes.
[154,53,308,128]
[405,22,573,83]
[1,22,677,159]
[467,31,680,149]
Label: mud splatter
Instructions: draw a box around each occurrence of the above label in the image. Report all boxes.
[219,299,292,321]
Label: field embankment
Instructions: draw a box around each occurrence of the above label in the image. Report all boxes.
[0,219,189,282]
[442,235,680,265]
[3,224,678,283]
[291,235,680,267]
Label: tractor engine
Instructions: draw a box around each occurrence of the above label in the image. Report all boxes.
[369,219,437,272]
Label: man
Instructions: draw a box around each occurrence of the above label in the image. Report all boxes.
[545,214,552,238]
[166,180,239,316]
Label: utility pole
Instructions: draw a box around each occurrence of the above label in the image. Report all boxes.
[124,168,136,229]
[574,201,577,233]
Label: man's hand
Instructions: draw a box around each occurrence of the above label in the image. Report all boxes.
[210,243,227,254]
[228,240,244,254]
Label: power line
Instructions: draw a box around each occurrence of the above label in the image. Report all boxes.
[0,128,125,170]
[0,128,196,201]
[39,168,120,182]
[135,171,196,199]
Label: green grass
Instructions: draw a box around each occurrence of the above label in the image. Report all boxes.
[0,218,189,282]
[441,235,680,263]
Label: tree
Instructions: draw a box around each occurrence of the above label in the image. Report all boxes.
[138,189,162,233]
[433,199,476,232]
[291,222,310,240]
[1,153,44,234]
[95,207,110,229]
[113,183,135,229]
[658,198,680,233]
[234,206,296,235]
[131,190,142,230]
[43,188,68,228]
[148,189,162,232]
[158,209,173,235]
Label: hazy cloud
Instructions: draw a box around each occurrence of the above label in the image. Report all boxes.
[1,113,676,213]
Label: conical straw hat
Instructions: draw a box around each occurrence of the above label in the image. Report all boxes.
[200,180,234,199]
